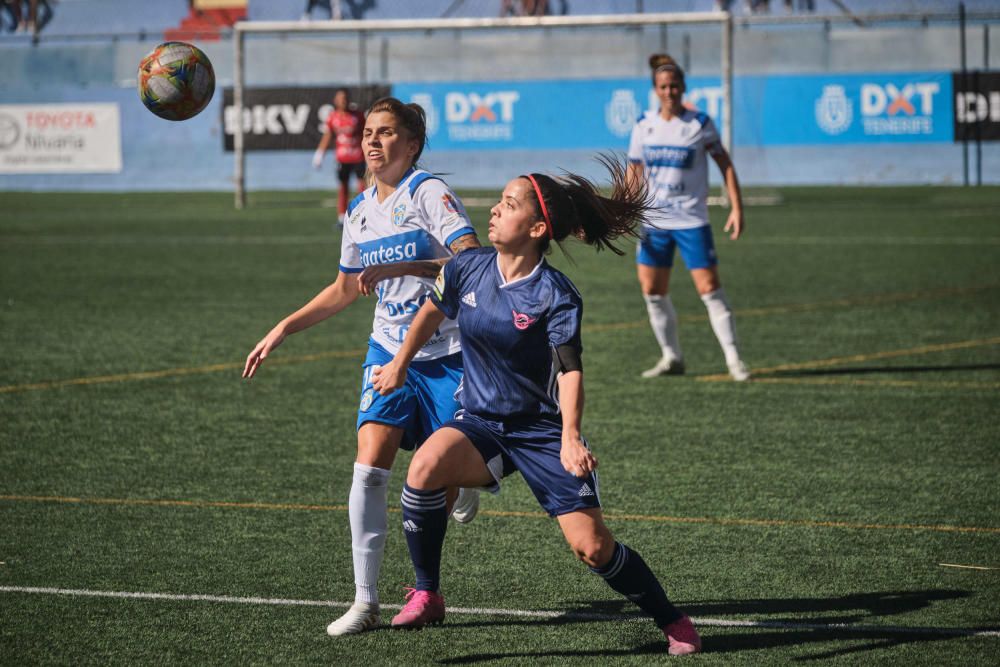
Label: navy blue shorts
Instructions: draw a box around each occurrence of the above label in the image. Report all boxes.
[445,412,601,517]
[637,225,718,270]
[357,340,463,451]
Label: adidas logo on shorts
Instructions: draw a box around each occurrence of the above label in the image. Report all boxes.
[578,483,595,497]
[402,520,422,533]
[462,292,477,307]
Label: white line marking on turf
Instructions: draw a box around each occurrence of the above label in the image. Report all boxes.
[0,235,338,246]
[742,236,1000,246]
[4,235,999,247]
[461,196,784,208]
[1,586,997,639]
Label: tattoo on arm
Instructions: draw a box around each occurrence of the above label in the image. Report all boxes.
[449,233,482,255]
[406,259,449,278]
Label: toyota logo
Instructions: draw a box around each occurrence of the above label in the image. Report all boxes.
[0,114,20,149]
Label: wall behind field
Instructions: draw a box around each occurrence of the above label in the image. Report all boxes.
[0,14,998,192]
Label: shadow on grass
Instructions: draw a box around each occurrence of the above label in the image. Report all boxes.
[773,363,1000,378]
[437,589,990,663]
[682,588,969,621]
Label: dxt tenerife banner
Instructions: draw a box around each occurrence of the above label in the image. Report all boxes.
[393,71,954,151]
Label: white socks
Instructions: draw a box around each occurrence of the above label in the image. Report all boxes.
[348,462,392,605]
[643,293,683,362]
[701,288,742,365]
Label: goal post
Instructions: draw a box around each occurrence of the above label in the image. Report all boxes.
[232,11,733,209]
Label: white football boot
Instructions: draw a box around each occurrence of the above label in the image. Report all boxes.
[450,487,480,524]
[641,356,686,378]
[326,602,380,636]
[727,360,751,382]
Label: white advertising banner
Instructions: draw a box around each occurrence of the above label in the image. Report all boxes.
[0,103,122,174]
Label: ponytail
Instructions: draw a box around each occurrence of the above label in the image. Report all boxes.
[521,154,651,256]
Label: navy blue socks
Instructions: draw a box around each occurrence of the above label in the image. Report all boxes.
[590,542,682,627]
[400,484,449,592]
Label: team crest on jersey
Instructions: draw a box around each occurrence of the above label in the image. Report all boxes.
[512,309,537,330]
[360,388,374,411]
[441,194,459,214]
[392,203,407,226]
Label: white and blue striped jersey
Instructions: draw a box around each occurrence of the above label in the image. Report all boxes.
[339,168,475,360]
[627,108,721,230]
[431,247,583,419]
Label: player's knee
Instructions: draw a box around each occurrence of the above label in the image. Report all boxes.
[639,275,669,296]
[569,534,614,568]
[405,453,437,489]
[693,269,721,295]
[407,449,455,489]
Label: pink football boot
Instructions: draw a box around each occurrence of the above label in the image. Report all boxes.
[390,588,446,629]
[662,615,702,655]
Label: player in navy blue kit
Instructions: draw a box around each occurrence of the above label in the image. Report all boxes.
[372,157,702,655]
[244,98,481,637]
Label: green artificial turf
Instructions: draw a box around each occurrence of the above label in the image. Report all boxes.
[1,186,998,664]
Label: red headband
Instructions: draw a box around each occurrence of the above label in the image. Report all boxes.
[524,174,554,240]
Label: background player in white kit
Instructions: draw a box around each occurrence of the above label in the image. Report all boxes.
[243,97,481,636]
[627,53,750,381]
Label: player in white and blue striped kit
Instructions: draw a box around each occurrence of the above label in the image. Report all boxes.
[628,53,750,381]
[243,98,481,638]
[372,158,702,656]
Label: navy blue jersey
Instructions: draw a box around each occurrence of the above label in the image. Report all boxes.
[431,247,582,419]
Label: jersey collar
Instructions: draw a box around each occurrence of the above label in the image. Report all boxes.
[496,253,545,289]
[372,166,416,201]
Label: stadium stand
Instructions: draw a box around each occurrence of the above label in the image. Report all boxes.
[0,0,245,41]
[3,0,995,37]
[165,1,247,42]
[249,0,1000,22]
[17,0,188,36]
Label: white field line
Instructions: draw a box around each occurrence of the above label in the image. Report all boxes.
[742,236,1000,246]
[462,195,784,207]
[3,234,999,247]
[1,586,997,639]
[707,194,783,207]
[0,235,338,246]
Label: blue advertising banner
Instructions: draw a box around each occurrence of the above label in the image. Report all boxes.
[753,72,953,145]
[393,79,647,151]
[394,71,953,151]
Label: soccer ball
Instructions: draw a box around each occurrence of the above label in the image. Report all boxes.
[137,41,215,121]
